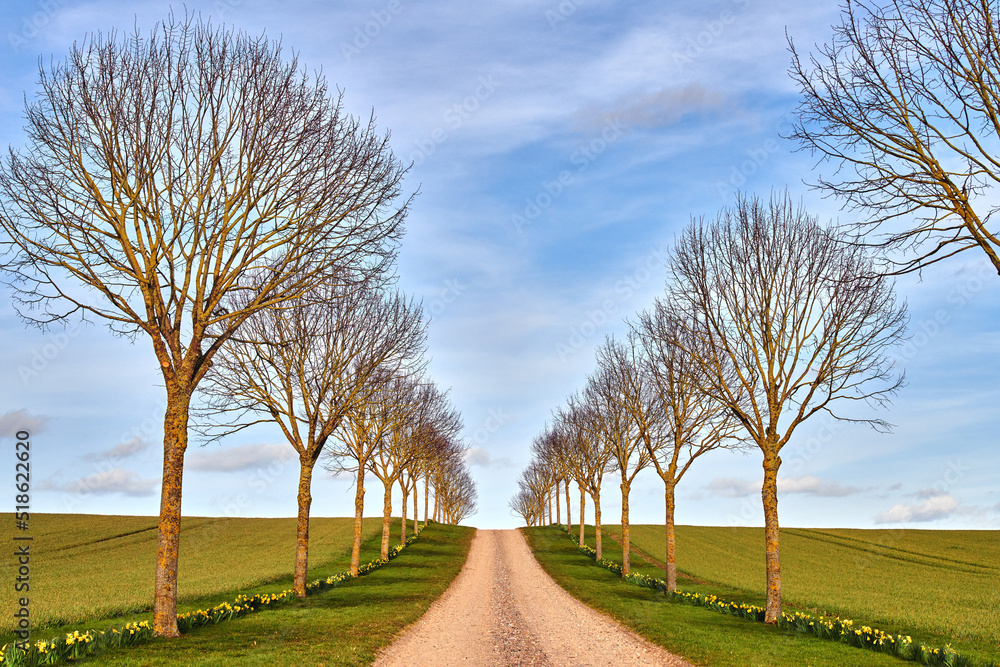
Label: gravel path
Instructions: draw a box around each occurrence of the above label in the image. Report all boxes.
[372,529,692,666]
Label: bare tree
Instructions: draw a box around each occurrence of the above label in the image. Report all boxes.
[534,425,575,532]
[0,17,407,637]
[196,281,425,596]
[587,338,652,575]
[325,369,411,576]
[631,305,742,591]
[558,397,615,559]
[433,441,477,524]
[668,191,907,622]
[509,486,538,526]
[788,0,1000,275]
[402,390,461,537]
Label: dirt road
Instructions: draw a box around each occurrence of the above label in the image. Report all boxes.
[372,529,691,666]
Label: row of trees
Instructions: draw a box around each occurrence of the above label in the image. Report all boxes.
[0,15,477,638]
[513,192,908,621]
[515,0,1000,625]
[197,274,477,591]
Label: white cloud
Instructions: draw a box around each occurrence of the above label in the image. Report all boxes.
[0,409,48,437]
[779,475,863,497]
[706,475,864,498]
[706,477,760,497]
[187,443,295,472]
[464,446,513,469]
[875,494,961,524]
[84,436,152,462]
[577,85,731,132]
[40,467,159,497]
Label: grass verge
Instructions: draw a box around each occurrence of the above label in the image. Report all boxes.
[525,525,925,667]
[601,523,1000,666]
[4,522,474,666]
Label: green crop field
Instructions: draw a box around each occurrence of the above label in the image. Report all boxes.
[0,513,384,633]
[596,523,1000,662]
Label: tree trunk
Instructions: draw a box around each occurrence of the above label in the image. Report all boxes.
[424,476,430,526]
[620,477,631,575]
[555,480,561,526]
[293,453,318,597]
[548,487,553,525]
[665,480,677,592]
[432,475,439,522]
[381,478,392,559]
[400,482,408,546]
[762,447,782,623]
[413,479,419,535]
[565,479,572,532]
[152,389,191,638]
[594,493,603,561]
[578,484,586,547]
[350,470,366,577]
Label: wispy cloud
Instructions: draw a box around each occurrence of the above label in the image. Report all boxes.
[464,446,513,469]
[705,475,864,498]
[0,409,48,436]
[875,493,960,524]
[83,436,152,462]
[780,475,864,497]
[39,468,159,497]
[706,477,760,498]
[187,443,295,472]
[576,85,730,132]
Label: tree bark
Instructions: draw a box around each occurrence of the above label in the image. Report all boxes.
[152,388,191,638]
[578,484,586,547]
[293,454,318,597]
[400,482,408,546]
[555,480,561,526]
[594,493,603,561]
[565,479,572,532]
[413,479,419,535]
[620,478,631,575]
[762,446,782,623]
[424,476,430,525]
[665,481,677,591]
[351,471,366,577]
[381,478,392,559]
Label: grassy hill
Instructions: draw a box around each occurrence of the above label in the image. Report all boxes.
[0,513,384,633]
[593,523,1000,664]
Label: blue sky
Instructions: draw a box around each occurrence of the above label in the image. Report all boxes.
[1,0,997,530]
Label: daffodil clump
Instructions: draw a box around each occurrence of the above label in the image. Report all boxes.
[559,526,995,667]
[0,622,151,667]
[1,534,420,666]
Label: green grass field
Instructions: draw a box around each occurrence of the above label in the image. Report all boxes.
[0,513,384,633]
[525,525,913,667]
[2,519,475,665]
[591,523,1000,664]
